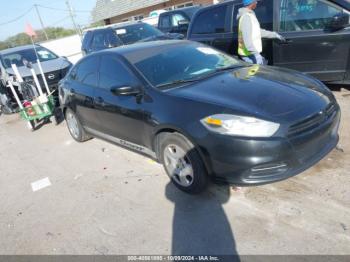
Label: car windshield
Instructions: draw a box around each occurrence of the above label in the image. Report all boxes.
[128,43,242,88]
[115,23,164,45]
[1,46,58,69]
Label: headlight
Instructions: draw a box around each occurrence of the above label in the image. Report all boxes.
[201,114,280,137]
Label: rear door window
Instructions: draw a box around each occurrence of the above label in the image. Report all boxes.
[279,0,343,32]
[192,5,228,34]
[74,56,99,86]
[91,31,107,49]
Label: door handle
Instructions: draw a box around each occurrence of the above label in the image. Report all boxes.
[278,39,293,45]
[70,88,75,94]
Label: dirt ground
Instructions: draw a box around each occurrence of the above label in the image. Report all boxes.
[0,88,349,255]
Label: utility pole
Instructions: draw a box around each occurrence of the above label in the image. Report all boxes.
[34,4,49,41]
[66,0,82,40]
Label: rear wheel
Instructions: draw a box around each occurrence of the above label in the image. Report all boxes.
[65,108,91,142]
[159,132,208,194]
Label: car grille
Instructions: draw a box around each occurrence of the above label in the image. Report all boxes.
[41,70,62,86]
[287,103,337,136]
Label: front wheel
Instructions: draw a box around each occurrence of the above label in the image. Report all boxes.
[65,108,91,142]
[159,132,208,194]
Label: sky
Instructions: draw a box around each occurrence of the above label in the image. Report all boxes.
[0,0,97,40]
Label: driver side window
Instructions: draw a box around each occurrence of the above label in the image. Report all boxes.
[280,0,342,32]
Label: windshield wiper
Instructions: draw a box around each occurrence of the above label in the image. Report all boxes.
[214,64,248,72]
[156,78,201,89]
[156,65,248,89]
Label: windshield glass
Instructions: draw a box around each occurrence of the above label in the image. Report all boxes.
[128,43,242,88]
[1,46,58,69]
[115,23,164,45]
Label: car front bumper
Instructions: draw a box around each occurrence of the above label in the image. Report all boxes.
[199,108,341,185]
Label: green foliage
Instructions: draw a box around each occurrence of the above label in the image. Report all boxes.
[87,21,104,28]
[0,27,76,50]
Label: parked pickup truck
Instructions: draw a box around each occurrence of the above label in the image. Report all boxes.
[187,0,350,84]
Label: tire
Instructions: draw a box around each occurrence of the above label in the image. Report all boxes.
[159,132,208,194]
[65,108,91,142]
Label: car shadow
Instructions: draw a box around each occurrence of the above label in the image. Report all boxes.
[165,181,240,260]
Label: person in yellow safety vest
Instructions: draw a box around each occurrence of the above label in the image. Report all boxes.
[237,0,285,65]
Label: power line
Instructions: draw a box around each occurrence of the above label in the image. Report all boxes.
[0,6,34,26]
[36,4,90,13]
[47,16,71,27]
[34,4,49,40]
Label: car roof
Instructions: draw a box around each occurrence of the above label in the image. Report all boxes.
[86,21,149,33]
[330,0,350,9]
[161,5,201,15]
[0,44,41,55]
[93,40,200,61]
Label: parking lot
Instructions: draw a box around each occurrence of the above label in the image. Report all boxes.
[0,87,349,255]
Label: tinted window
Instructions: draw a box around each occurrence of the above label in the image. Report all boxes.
[160,15,171,28]
[232,4,244,33]
[192,5,227,34]
[99,55,136,89]
[91,30,122,49]
[91,31,107,48]
[255,0,274,30]
[280,0,342,32]
[75,56,99,86]
[82,31,93,50]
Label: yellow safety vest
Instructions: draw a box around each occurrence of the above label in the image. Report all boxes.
[238,16,252,57]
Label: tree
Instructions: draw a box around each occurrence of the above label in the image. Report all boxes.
[0,27,76,50]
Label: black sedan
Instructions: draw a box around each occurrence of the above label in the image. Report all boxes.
[59,40,340,194]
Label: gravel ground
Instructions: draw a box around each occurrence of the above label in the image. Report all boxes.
[0,89,349,255]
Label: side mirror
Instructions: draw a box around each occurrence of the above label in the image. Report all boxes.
[177,20,189,31]
[328,13,349,31]
[111,85,140,96]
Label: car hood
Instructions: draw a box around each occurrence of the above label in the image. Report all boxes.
[168,65,333,123]
[5,57,71,78]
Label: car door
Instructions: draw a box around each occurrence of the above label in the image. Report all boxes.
[94,54,145,145]
[188,3,233,54]
[68,55,100,130]
[274,0,350,82]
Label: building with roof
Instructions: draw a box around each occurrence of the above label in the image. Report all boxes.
[92,0,218,25]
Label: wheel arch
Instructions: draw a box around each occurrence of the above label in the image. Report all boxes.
[152,125,213,176]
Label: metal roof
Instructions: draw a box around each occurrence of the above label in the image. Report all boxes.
[92,0,170,22]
